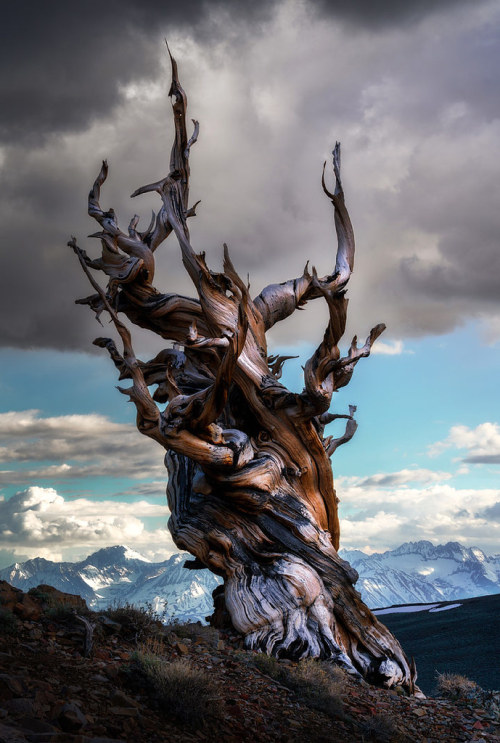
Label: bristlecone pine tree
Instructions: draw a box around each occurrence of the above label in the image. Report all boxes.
[71,51,416,692]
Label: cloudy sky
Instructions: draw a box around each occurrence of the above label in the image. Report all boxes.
[1,0,499,566]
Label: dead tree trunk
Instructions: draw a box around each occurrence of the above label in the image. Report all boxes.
[71,50,415,691]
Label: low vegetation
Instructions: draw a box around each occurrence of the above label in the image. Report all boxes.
[436,672,478,700]
[164,619,220,645]
[253,654,344,719]
[103,601,165,641]
[27,587,52,602]
[130,639,220,728]
[44,604,78,621]
[436,672,500,723]
[359,712,403,742]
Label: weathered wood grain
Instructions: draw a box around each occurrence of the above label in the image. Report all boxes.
[71,50,416,693]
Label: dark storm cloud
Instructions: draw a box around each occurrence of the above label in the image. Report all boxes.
[314,0,474,28]
[0,0,277,146]
[1,0,476,146]
[0,0,499,351]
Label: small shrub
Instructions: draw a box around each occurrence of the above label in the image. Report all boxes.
[253,655,344,719]
[253,653,286,682]
[44,604,76,621]
[131,647,219,727]
[138,635,166,657]
[165,620,220,645]
[0,607,19,635]
[287,658,344,719]
[27,587,51,602]
[436,672,478,700]
[103,601,164,641]
[360,713,403,742]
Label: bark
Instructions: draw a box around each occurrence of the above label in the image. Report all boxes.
[71,49,416,692]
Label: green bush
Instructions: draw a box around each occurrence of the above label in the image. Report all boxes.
[252,653,286,681]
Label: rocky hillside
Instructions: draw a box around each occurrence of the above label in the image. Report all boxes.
[0,580,499,743]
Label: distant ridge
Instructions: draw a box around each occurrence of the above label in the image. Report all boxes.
[0,540,498,620]
[339,539,500,608]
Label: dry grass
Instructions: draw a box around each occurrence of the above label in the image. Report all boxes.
[436,672,478,699]
[103,601,164,641]
[253,652,285,681]
[137,635,166,657]
[131,646,220,727]
[360,712,403,742]
[253,655,344,720]
[165,620,220,645]
[287,658,344,719]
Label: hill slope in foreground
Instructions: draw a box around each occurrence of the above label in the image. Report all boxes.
[0,581,499,743]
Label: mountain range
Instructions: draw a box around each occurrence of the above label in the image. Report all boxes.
[0,540,498,621]
[339,540,500,608]
[0,545,221,623]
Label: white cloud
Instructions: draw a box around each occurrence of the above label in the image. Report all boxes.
[0,486,175,563]
[429,422,500,463]
[480,314,500,345]
[338,480,500,553]
[0,410,165,487]
[356,468,451,487]
[371,340,412,355]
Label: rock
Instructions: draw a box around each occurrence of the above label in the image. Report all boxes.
[0,720,29,742]
[59,701,88,732]
[16,716,58,737]
[98,616,122,634]
[109,706,138,717]
[35,584,88,612]
[111,690,139,708]
[0,674,25,698]
[176,642,189,655]
[3,698,36,716]
[0,582,41,621]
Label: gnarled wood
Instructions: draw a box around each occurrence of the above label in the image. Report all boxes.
[71,50,417,692]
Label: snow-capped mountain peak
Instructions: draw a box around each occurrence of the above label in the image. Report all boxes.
[1,540,498,620]
[0,546,221,623]
[80,545,150,568]
[340,540,500,608]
